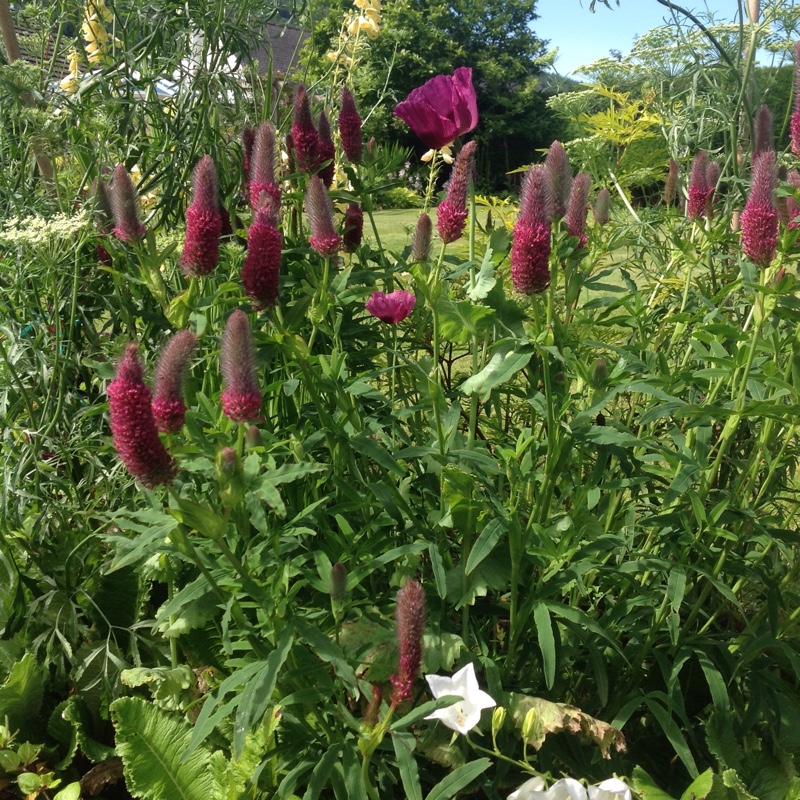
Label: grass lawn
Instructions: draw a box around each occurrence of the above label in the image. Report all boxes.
[368,208,431,252]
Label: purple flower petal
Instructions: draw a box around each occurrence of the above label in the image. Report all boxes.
[365,290,416,324]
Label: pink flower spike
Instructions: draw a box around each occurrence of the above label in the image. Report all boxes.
[181,155,222,277]
[566,172,591,247]
[242,204,282,309]
[107,344,177,488]
[792,43,800,157]
[152,330,197,433]
[220,310,262,423]
[292,84,320,173]
[393,67,478,151]
[365,290,416,324]
[390,579,427,704]
[342,203,364,253]
[437,141,477,244]
[545,141,571,220]
[687,151,713,220]
[306,176,341,256]
[741,149,778,269]
[339,87,363,164]
[111,164,146,243]
[249,121,281,212]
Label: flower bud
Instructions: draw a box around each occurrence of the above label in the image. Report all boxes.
[590,357,607,388]
[521,706,539,744]
[111,164,146,242]
[593,187,611,225]
[565,172,591,247]
[245,424,261,448]
[491,706,506,745]
[753,104,773,159]
[545,141,571,220]
[330,561,347,601]
[216,446,237,478]
[152,330,197,433]
[411,212,432,261]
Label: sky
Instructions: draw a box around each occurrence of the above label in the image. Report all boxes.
[534,0,744,76]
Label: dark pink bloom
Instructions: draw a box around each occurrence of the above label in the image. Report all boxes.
[220,310,262,423]
[565,172,591,247]
[664,159,678,206]
[305,176,340,256]
[342,203,363,253]
[339,87,363,164]
[111,164,146,242]
[107,344,177,488]
[242,126,255,196]
[792,43,800,157]
[593,187,611,225]
[242,204,282,309]
[249,121,281,212]
[511,166,552,295]
[365,290,416,324]
[152,330,197,433]
[412,212,432,261]
[545,141,571,220]
[437,141,477,244]
[292,84,320,173]
[753,104,773,158]
[393,67,478,151]
[317,111,336,187]
[390,579,426,704]
[687,152,714,220]
[181,156,222,277]
[741,149,778,268]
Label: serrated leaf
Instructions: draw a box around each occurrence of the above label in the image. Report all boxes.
[111,697,226,800]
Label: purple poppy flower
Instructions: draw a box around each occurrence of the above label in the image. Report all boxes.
[365,290,416,324]
[393,67,478,151]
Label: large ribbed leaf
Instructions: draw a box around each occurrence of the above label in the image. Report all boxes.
[111,697,226,800]
[0,653,44,740]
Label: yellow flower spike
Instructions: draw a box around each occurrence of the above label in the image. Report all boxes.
[364,8,381,23]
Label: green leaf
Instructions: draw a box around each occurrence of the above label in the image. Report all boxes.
[632,766,677,800]
[679,769,714,800]
[0,654,44,741]
[393,732,423,800]
[533,603,556,690]
[303,744,342,800]
[438,299,495,344]
[53,782,82,800]
[465,519,506,575]
[295,621,357,693]
[391,696,460,731]
[645,696,698,777]
[467,250,496,301]
[424,758,491,800]
[461,350,532,399]
[111,697,226,800]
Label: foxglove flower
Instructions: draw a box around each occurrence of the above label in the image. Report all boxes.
[107,344,177,487]
[305,176,341,255]
[412,212,433,261]
[393,67,478,151]
[511,166,553,295]
[339,87,363,164]
[111,164,146,242]
[342,203,363,252]
[740,149,778,268]
[220,310,262,423]
[565,172,591,247]
[152,330,197,433]
[242,203,282,309]
[242,126,255,196]
[292,84,320,173]
[249,121,281,212]
[317,111,336,187]
[365,290,416,324]
[424,663,496,735]
[181,155,222,277]
[390,579,426,703]
[545,141,571,220]
[437,141,477,243]
[753,104,773,159]
[687,151,714,220]
[593,187,611,225]
[664,159,678,206]
[792,42,800,157]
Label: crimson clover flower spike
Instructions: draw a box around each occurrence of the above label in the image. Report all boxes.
[593,187,611,225]
[687,151,711,220]
[424,662,496,735]
[317,111,336,187]
[664,159,679,207]
[107,344,177,488]
[292,84,320,173]
[242,202,282,310]
[220,310,262,423]
[180,155,222,277]
[753,104,773,160]
[437,140,477,244]
[111,164,146,242]
[566,172,591,248]
[249,121,281,212]
[792,42,800,158]
[740,149,778,269]
[393,67,478,151]
[390,579,426,704]
[342,203,363,253]
[152,330,197,434]
[365,291,416,324]
[411,212,432,261]
[339,87,363,164]
[305,176,341,256]
[704,160,720,219]
[93,178,113,231]
[511,166,553,295]
[242,125,255,197]
[545,140,572,220]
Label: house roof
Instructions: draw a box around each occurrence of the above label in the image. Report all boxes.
[249,21,308,76]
